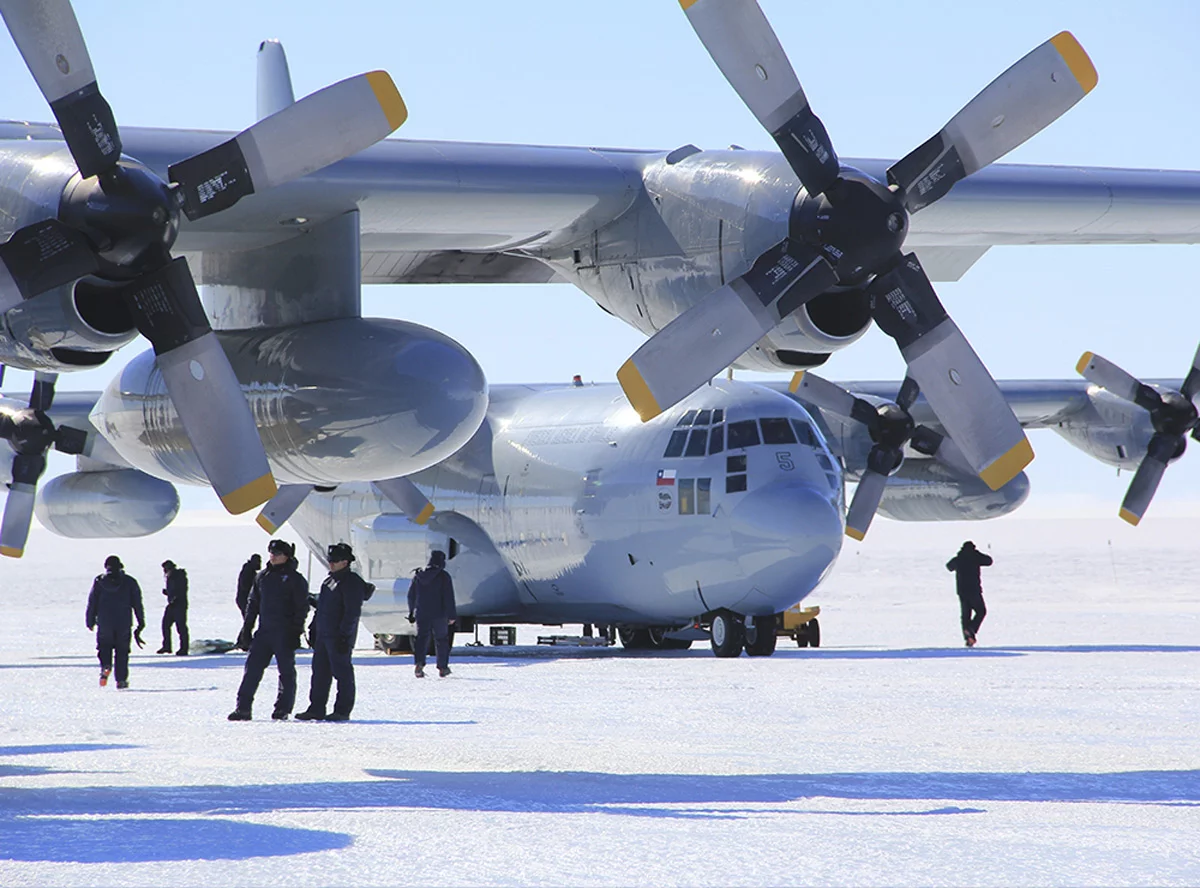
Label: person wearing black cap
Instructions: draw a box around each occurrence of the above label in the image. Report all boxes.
[228,539,309,721]
[407,549,457,677]
[295,542,375,722]
[85,556,146,689]
[946,540,993,647]
[156,560,189,656]
[236,553,262,619]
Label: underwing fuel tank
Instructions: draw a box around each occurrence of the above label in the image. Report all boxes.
[35,469,180,538]
[90,317,487,486]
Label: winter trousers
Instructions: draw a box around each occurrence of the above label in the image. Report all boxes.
[97,627,132,682]
[236,630,297,715]
[161,604,189,653]
[414,619,451,672]
[307,635,356,716]
[959,594,987,638]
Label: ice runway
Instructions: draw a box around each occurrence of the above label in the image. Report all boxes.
[1,514,1198,886]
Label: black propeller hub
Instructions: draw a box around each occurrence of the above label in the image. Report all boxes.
[1,408,56,456]
[872,402,915,451]
[60,162,181,277]
[790,168,907,287]
[1149,389,1199,438]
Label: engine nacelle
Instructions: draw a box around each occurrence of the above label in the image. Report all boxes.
[0,278,138,371]
[1049,386,1152,469]
[876,459,1030,522]
[91,316,488,486]
[35,469,180,538]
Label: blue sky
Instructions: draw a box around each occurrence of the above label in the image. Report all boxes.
[3,0,1199,515]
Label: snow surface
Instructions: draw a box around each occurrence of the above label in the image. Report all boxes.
[1,513,1199,886]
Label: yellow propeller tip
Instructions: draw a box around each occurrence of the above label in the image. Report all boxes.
[255,514,280,534]
[1051,32,1098,94]
[1075,352,1095,376]
[415,503,435,525]
[1119,507,1142,526]
[845,527,866,542]
[617,360,662,423]
[0,545,24,558]
[979,438,1035,491]
[366,71,408,131]
[788,371,806,393]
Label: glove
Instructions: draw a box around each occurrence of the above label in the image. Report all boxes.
[407,612,415,624]
[87,622,94,631]
[336,637,350,655]
[237,626,252,651]
[134,628,145,649]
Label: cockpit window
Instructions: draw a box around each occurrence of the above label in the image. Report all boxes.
[694,409,712,426]
[760,417,797,445]
[685,428,708,457]
[727,420,760,449]
[790,418,818,446]
[712,408,724,424]
[663,429,688,458]
[676,409,699,427]
[708,424,724,455]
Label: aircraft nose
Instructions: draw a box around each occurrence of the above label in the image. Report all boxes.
[728,481,844,609]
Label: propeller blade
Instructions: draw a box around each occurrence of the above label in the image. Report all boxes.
[845,469,888,541]
[0,218,100,313]
[373,476,435,525]
[911,425,977,478]
[888,32,1096,212]
[788,371,877,427]
[870,254,1032,490]
[1076,351,1162,412]
[0,451,45,558]
[121,257,276,514]
[0,0,122,178]
[256,484,312,534]
[1119,453,1170,527]
[1180,341,1200,402]
[895,377,921,412]
[679,0,839,196]
[619,240,836,421]
[169,71,407,220]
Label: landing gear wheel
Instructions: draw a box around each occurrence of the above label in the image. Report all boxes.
[648,628,693,651]
[744,615,777,657]
[806,618,821,648]
[710,610,744,658]
[618,626,653,650]
[376,634,413,655]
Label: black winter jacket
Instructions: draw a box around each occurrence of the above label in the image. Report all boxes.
[407,566,457,622]
[86,571,146,632]
[314,567,375,642]
[244,558,309,637]
[946,547,993,598]
[236,561,257,613]
[163,568,188,608]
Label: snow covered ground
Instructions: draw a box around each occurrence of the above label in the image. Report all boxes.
[1,512,1198,886]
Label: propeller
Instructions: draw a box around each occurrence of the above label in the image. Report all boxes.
[254,476,434,534]
[790,371,974,540]
[1,372,90,557]
[0,0,408,515]
[619,2,1095,493]
[1076,348,1200,525]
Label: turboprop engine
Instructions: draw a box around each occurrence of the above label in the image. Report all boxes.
[90,317,487,487]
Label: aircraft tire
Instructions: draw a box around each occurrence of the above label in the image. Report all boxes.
[806,619,821,648]
[647,628,693,651]
[710,610,744,658]
[744,615,777,657]
[618,626,653,650]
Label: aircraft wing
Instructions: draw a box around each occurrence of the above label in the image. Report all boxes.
[21,123,1196,285]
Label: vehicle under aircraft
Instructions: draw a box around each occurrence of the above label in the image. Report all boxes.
[3,0,1200,568]
[9,359,1185,657]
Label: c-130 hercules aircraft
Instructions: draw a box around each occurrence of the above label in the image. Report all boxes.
[3,1,1200,654]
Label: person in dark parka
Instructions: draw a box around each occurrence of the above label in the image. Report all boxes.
[296,543,375,722]
[236,553,261,618]
[228,540,309,721]
[946,540,993,647]
[407,549,457,677]
[85,555,146,688]
[157,560,189,655]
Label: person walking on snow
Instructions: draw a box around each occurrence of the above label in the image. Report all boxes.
[407,549,457,677]
[228,539,309,721]
[157,559,189,655]
[946,540,993,647]
[86,555,146,688]
[296,543,375,722]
